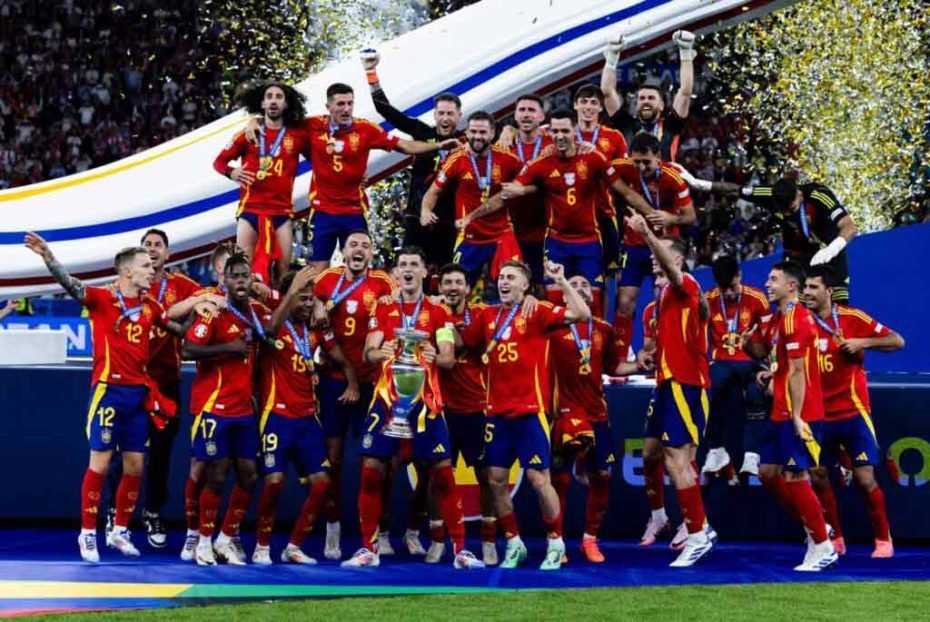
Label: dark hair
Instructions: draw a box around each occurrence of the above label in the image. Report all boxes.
[712,255,740,289]
[326,82,354,99]
[438,262,469,284]
[637,79,666,100]
[573,84,605,106]
[772,260,806,287]
[661,237,688,259]
[630,132,661,156]
[397,245,428,265]
[114,246,147,270]
[210,241,238,267]
[467,110,495,128]
[805,264,836,287]
[772,177,799,211]
[514,93,544,109]
[548,108,576,124]
[224,251,251,274]
[141,228,169,247]
[342,229,372,247]
[500,259,532,283]
[279,270,313,296]
[235,81,308,128]
[434,92,462,109]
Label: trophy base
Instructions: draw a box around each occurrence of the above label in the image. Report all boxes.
[382,418,414,440]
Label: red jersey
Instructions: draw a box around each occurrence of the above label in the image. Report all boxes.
[259,321,334,419]
[435,147,522,243]
[304,116,399,216]
[461,301,567,418]
[368,297,450,413]
[213,127,309,217]
[84,286,168,386]
[654,274,710,388]
[765,302,824,423]
[147,273,202,387]
[186,300,271,417]
[812,306,890,421]
[550,318,621,422]
[440,303,487,414]
[643,300,657,341]
[508,132,553,243]
[314,267,396,384]
[515,151,619,243]
[613,159,691,246]
[706,284,770,362]
[577,124,627,217]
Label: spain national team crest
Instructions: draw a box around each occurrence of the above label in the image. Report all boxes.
[598,138,610,151]
[418,310,430,326]
[514,316,527,335]
[346,300,359,315]
[407,458,523,521]
[363,289,376,308]
[741,310,750,322]
[283,135,294,152]
[593,330,603,347]
[577,161,588,179]
[166,291,176,306]
[491,165,501,182]
[564,172,576,186]
[142,306,152,320]
[348,133,360,150]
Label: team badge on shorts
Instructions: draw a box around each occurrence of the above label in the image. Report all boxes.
[264,454,276,469]
[101,428,112,444]
[206,441,217,456]
[363,434,373,449]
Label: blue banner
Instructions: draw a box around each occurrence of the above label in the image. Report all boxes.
[0,316,91,356]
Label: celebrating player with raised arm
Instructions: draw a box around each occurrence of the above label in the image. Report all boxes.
[422,110,523,284]
[803,265,903,559]
[24,233,185,563]
[459,259,591,571]
[342,246,484,570]
[625,213,713,568]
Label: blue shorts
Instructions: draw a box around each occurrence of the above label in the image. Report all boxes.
[452,234,521,284]
[306,211,368,262]
[86,383,149,453]
[446,411,486,468]
[518,240,545,285]
[645,381,709,447]
[822,414,880,468]
[237,212,291,232]
[482,414,551,470]
[599,213,622,274]
[317,375,374,440]
[359,399,452,462]
[760,419,824,472]
[191,412,259,462]
[619,244,653,288]
[544,237,604,288]
[259,412,331,476]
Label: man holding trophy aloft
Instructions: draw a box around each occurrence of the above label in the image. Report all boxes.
[342,246,485,570]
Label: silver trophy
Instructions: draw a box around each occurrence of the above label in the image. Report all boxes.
[383,327,430,439]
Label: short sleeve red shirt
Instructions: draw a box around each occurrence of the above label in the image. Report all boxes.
[508,132,554,243]
[766,303,824,423]
[259,322,335,419]
[147,273,202,387]
[654,274,710,388]
[614,160,692,246]
[577,124,627,217]
[550,318,620,422]
[440,303,488,414]
[706,285,770,362]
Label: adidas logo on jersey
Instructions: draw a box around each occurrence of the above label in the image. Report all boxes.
[529,455,543,465]
[549,170,561,178]
[389,310,400,317]
[228,325,240,333]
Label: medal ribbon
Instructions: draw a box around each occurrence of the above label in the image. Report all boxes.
[327,270,367,311]
[284,319,313,366]
[468,149,493,191]
[484,303,520,361]
[399,294,425,331]
[813,305,841,337]
[154,276,168,304]
[771,301,795,367]
[576,124,600,146]
[258,126,286,171]
[515,134,543,163]
[719,291,742,334]
[115,290,142,325]
[227,300,267,342]
[570,318,594,365]
[639,171,660,210]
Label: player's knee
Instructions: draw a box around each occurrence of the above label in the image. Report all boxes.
[809,467,828,489]
[264,472,285,486]
[308,471,331,486]
[526,468,550,491]
[854,467,877,491]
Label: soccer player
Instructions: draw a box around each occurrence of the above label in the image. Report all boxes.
[313,230,396,559]
[300,83,461,272]
[497,108,654,312]
[363,49,463,268]
[214,81,309,283]
[601,30,696,161]
[745,260,837,572]
[459,259,591,570]
[702,255,771,480]
[421,111,523,284]
[182,252,270,565]
[613,132,696,357]
[719,177,858,301]
[549,274,640,563]
[341,246,484,570]
[624,213,712,567]
[24,233,182,562]
[803,266,903,558]
[252,267,354,565]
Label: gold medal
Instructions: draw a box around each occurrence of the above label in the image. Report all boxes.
[274,339,284,350]
[770,362,779,373]
[256,170,267,181]
[326,143,335,154]
[481,353,490,365]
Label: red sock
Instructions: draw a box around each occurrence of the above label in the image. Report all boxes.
[113,473,142,528]
[184,476,205,531]
[358,466,384,551]
[199,488,222,538]
[480,517,497,543]
[644,460,665,511]
[786,479,828,543]
[584,473,610,536]
[255,481,284,547]
[864,486,891,541]
[675,484,706,534]
[545,289,564,305]
[431,464,465,554]
[498,512,520,539]
[814,483,843,538]
[290,481,331,547]
[80,468,106,530]
[590,290,603,319]
[542,510,563,539]
[324,465,341,523]
[220,484,252,537]
[690,459,700,480]
[762,474,800,521]
[551,470,572,516]
[614,313,634,359]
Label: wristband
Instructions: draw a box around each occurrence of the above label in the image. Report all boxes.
[366,70,379,85]
[436,327,455,344]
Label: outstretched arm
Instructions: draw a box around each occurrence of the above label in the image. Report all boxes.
[24,232,86,302]
[600,33,625,117]
[396,137,460,156]
[671,30,696,119]
[625,214,683,287]
[547,261,591,323]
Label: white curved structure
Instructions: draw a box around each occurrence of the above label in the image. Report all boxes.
[0,0,790,295]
